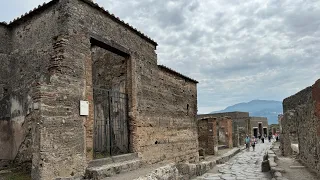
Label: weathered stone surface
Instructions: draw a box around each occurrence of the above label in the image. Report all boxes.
[197,142,272,180]
[261,160,270,172]
[281,79,320,177]
[199,112,250,147]
[0,0,199,179]
[86,159,141,179]
[134,163,181,180]
[274,171,282,177]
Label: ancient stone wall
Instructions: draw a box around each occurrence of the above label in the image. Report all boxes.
[198,119,208,153]
[197,118,218,155]
[0,24,11,54]
[203,112,250,147]
[281,80,320,176]
[0,0,59,168]
[280,110,297,156]
[250,117,268,137]
[0,25,11,102]
[65,0,198,166]
[135,66,198,164]
[0,0,199,179]
[283,86,312,112]
[218,117,233,148]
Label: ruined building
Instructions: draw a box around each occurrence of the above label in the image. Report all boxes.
[0,0,199,179]
[197,115,233,155]
[199,112,250,147]
[198,112,269,149]
[250,117,268,138]
[280,79,320,176]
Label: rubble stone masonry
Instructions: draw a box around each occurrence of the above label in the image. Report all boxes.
[281,79,320,176]
[0,0,199,179]
[200,112,250,147]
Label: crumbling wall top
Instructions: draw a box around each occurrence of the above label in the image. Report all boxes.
[3,0,157,47]
[283,86,312,112]
[0,22,8,27]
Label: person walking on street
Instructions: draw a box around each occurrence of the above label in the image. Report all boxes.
[251,136,256,151]
[245,135,251,151]
[261,135,265,143]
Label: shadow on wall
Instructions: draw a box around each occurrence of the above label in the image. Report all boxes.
[0,94,33,160]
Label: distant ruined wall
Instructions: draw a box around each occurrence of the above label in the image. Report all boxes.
[250,117,268,137]
[218,117,233,148]
[204,112,249,147]
[197,118,218,155]
[281,79,320,176]
[198,119,209,153]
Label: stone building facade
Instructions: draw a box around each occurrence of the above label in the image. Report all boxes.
[0,0,199,179]
[250,117,268,138]
[280,79,320,176]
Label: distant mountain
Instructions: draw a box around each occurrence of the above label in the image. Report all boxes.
[211,100,283,124]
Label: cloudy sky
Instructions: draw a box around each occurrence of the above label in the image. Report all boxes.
[1,0,320,114]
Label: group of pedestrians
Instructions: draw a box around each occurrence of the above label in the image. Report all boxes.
[245,133,273,151]
[245,135,256,151]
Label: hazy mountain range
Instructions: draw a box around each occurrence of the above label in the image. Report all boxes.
[211,100,283,124]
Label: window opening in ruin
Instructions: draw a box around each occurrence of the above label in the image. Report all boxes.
[91,39,130,159]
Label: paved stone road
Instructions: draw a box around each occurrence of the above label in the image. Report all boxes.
[196,141,272,180]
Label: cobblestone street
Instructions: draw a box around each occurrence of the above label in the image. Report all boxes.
[196,141,273,180]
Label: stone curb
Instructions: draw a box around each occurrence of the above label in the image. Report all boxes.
[268,143,287,180]
[134,147,243,180]
[215,148,242,164]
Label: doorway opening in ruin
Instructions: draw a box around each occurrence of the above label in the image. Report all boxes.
[90,38,130,159]
[263,128,267,137]
[253,128,258,138]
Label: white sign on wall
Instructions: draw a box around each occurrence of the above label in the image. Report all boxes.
[80,101,89,116]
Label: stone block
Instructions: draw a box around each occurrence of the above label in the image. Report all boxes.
[86,159,141,179]
[274,171,282,177]
[261,160,270,172]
